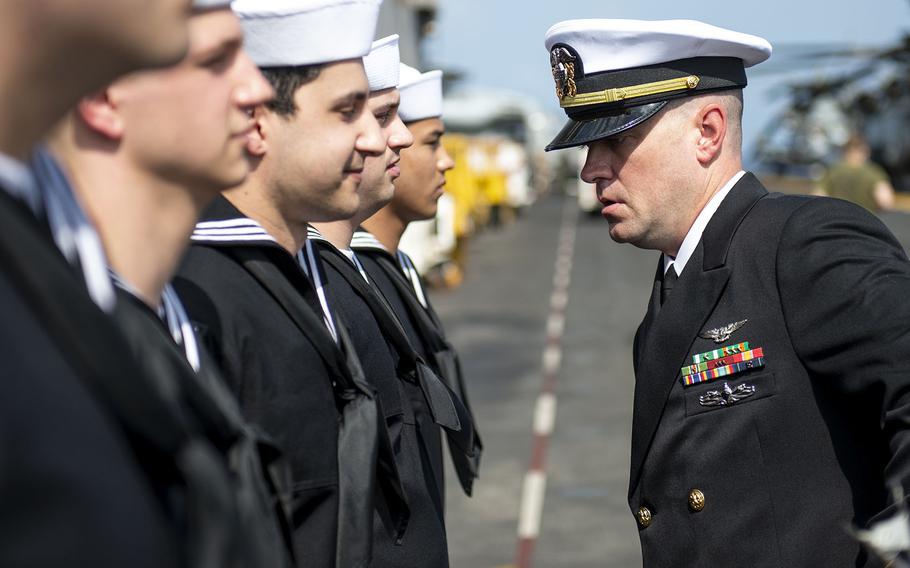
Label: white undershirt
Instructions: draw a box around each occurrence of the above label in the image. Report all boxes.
[299,240,339,343]
[340,248,370,283]
[663,170,746,277]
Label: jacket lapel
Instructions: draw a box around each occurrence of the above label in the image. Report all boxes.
[628,173,769,495]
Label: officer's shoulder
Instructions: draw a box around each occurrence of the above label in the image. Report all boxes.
[728,191,812,242]
[727,192,892,258]
[754,192,881,228]
[757,193,905,259]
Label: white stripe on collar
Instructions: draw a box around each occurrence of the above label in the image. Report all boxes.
[664,170,746,277]
[191,217,278,245]
[196,218,265,229]
[193,227,273,236]
[190,233,277,242]
[306,224,328,242]
[351,230,389,252]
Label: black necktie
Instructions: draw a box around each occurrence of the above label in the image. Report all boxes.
[661,265,678,306]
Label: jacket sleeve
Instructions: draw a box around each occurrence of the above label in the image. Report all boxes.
[777,197,910,497]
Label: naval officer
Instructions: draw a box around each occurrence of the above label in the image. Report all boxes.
[544,19,910,567]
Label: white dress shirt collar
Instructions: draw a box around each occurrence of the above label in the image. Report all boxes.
[664,170,746,276]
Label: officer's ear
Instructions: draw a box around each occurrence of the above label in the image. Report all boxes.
[76,88,124,141]
[694,101,727,166]
[245,105,269,157]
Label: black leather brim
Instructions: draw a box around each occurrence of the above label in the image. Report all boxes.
[545,101,667,151]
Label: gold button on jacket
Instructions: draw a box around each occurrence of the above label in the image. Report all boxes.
[637,506,652,528]
[688,489,706,512]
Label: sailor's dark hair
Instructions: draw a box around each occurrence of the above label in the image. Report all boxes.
[260,64,322,116]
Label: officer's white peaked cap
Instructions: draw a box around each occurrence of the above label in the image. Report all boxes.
[545,19,771,74]
[398,64,443,122]
[364,35,400,92]
[232,0,383,67]
[543,19,771,151]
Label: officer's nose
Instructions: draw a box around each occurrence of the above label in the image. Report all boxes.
[580,141,615,184]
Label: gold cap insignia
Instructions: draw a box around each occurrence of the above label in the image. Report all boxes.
[550,46,577,99]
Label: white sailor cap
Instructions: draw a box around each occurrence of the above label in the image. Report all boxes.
[364,35,400,92]
[398,64,443,122]
[232,0,383,67]
[193,0,232,10]
[543,19,772,151]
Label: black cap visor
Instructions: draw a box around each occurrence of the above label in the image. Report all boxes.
[545,101,667,152]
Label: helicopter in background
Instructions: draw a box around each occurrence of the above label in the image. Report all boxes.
[752,33,910,191]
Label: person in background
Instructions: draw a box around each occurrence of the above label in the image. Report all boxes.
[815,132,896,212]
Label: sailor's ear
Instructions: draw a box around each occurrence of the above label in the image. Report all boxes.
[76,88,124,141]
[245,106,269,157]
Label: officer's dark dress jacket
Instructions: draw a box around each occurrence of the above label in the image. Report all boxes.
[351,230,482,496]
[174,197,407,568]
[308,228,450,568]
[0,182,180,567]
[631,173,910,567]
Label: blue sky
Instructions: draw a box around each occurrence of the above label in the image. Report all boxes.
[426,0,910,160]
